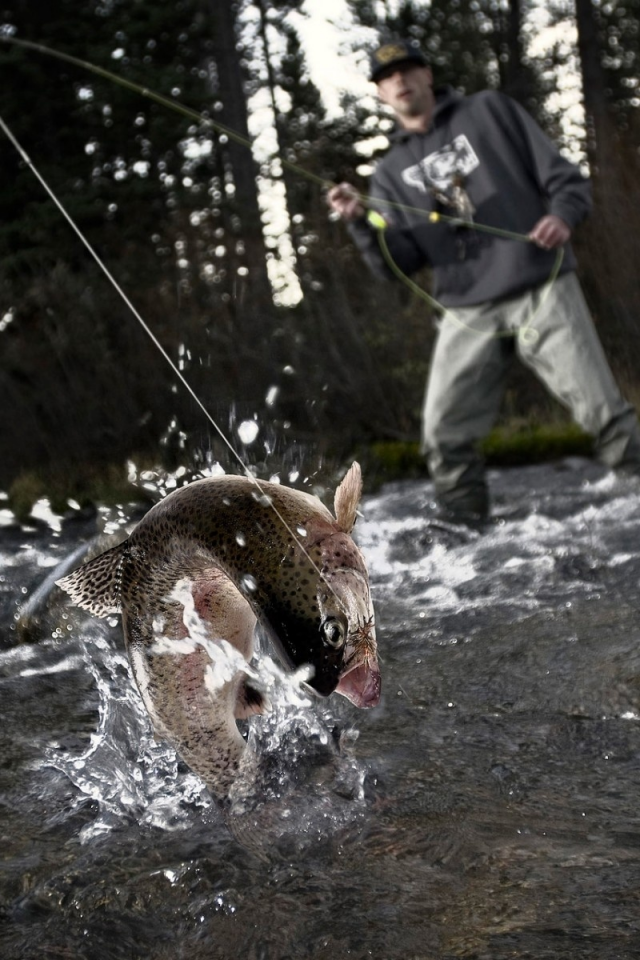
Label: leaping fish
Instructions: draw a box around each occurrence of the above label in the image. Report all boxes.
[57,462,380,800]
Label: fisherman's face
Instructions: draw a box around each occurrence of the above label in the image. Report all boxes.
[376,62,434,124]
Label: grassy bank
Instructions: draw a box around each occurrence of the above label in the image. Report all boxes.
[3,420,596,524]
[357,421,593,491]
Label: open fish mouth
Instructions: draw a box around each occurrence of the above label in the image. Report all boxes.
[336,658,381,709]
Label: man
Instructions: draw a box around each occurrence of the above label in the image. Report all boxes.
[328,39,640,523]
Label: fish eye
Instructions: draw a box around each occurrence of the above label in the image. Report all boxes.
[321,617,346,650]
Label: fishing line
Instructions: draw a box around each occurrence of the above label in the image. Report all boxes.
[366,198,536,244]
[0,112,356,620]
[369,211,565,344]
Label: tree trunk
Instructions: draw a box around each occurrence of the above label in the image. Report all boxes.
[253,0,305,288]
[205,0,272,313]
[573,0,640,374]
[503,0,526,103]
[491,0,534,107]
[574,0,612,173]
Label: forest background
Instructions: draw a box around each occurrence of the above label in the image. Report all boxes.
[1,0,639,512]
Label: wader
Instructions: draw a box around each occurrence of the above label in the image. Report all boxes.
[421,272,640,519]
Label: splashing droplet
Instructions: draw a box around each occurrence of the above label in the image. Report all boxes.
[266,386,279,407]
[237,420,259,445]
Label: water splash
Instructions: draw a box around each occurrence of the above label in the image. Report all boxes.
[44,623,210,842]
[44,606,367,853]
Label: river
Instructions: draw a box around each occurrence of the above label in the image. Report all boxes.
[1,457,640,958]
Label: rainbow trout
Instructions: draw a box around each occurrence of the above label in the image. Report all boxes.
[57,462,380,799]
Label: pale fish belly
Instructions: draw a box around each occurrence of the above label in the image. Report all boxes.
[126,571,263,799]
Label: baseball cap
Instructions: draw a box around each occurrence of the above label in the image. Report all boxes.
[369,39,428,83]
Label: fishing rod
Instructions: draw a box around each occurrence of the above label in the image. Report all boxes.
[0,36,550,262]
[0,35,565,347]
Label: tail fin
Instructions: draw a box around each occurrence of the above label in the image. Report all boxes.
[56,541,127,618]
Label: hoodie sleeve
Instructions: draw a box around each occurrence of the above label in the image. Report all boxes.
[346,175,429,281]
[497,94,592,230]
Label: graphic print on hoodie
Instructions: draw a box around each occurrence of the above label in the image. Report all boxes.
[401,134,480,194]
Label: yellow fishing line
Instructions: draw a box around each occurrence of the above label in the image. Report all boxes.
[369,210,565,343]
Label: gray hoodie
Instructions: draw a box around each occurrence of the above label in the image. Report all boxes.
[348,87,591,307]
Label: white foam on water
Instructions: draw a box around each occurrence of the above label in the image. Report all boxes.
[18,654,85,678]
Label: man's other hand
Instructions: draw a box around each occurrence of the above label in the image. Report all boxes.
[327,183,366,221]
[528,215,571,250]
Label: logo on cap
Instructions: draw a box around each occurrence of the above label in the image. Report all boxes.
[374,43,409,65]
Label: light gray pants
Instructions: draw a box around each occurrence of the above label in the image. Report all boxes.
[421,272,640,511]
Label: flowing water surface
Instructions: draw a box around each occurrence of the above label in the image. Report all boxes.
[2,458,640,959]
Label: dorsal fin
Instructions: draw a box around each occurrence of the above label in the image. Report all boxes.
[57,541,127,618]
[334,461,362,533]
